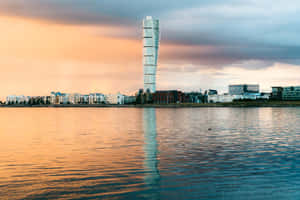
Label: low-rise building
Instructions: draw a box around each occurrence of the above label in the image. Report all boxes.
[80,95,89,104]
[105,93,125,104]
[124,96,136,104]
[50,92,62,104]
[208,92,269,103]
[6,95,30,104]
[89,93,105,104]
[68,93,81,104]
[271,87,283,100]
[282,86,300,100]
[152,90,184,104]
[229,84,259,95]
[183,92,204,103]
[208,94,236,103]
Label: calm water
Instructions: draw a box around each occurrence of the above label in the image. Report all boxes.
[1,108,300,200]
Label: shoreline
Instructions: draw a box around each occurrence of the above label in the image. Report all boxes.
[2,101,300,108]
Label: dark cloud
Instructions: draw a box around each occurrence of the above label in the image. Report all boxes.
[1,0,300,69]
[0,0,205,26]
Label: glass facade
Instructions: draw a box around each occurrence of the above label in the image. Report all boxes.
[282,86,300,100]
[229,84,259,95]
[143,16,160,93]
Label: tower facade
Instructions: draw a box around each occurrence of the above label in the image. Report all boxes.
[143,16,160,93]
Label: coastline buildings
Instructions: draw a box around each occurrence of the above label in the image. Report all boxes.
[143,16,160,93]
[50,92,135,105]
[89,93,105,104]
[270,86,300,100]
[6,95,29,104]
[105,93,125,105]
[282,86,300,100]
[207,94,236,103]
[139,90,204,104]
[152,90,184,104]
[229,84,259,95]
[207,84,269,103]
[270,87,284,100]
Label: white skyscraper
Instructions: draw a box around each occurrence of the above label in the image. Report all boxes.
[143,16,160,93]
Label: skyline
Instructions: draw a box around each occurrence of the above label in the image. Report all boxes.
[1,1,300,100]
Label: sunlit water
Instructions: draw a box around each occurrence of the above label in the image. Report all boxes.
[1,108,300,200]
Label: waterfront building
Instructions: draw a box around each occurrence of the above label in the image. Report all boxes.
[136,89,152,104]
[183,92,204,103]
[59,93,70,104]
[124,96,136,104]
[229,84,259,95]
[259,93,271,100]
[152,90,184,104]
[271,87,283,100]
[89,93,105,104]
[208,94,236,103]
[203,90,218,103]
[208,92,269,103]
[42,96,51,104]
[105,93,125,104]
[50,92,62,104]
[7,95,18,104]
[6,95,16,104]
[79,95,89,104]
[207,89,218,95]
[143,16,160,93]
[68,93,81,104]
[282,86,300,100]
[6,95,30,104]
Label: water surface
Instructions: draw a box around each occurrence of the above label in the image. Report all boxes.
[0,108,300,199]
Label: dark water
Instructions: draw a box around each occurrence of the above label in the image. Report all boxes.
[1,108,300,199]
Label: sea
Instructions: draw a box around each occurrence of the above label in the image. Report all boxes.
[0,107,300,200]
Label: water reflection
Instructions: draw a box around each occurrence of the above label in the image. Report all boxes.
[143,108,160,198]
[1,108,300,199]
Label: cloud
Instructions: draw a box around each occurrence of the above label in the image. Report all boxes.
[157,62,300,93]
[0,0,203,26]
[1,0,300,71]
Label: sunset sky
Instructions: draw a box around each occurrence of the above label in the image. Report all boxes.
[1,0,300,99]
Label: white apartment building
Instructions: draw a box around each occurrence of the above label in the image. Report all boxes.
[89,93,105,104]
[105,93,125,104]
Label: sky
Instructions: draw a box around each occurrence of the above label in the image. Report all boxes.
[1,0,300,99]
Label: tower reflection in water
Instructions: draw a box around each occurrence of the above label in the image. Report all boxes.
[143,108,160,197]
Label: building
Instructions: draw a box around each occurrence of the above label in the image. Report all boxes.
[208,89,218,95]
[50,92,62,104]
[42,96,51,104]
[271,86,300,101]
[6,95,29,104]
[152,90,184,104]
[68,93,81,104]
[79,95,89,104]
[183,92,204,103]
[105,93,125,104]
[271,87,283,100]
[59,93,70,104]
[229,84,259,95]
[208,94,236,103]
[282,86,300,100]
[124,96,136,104]
[89,93,105,104]
[143,16,160,93]
[208,92,269,103]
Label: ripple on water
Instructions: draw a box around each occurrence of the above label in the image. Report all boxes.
[0,108,300,199]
